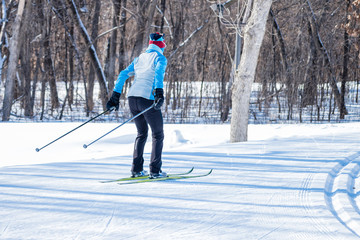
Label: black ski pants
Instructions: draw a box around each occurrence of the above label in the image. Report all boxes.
[128,97,164,174]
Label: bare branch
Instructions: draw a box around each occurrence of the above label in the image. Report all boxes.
[168,19,209,60]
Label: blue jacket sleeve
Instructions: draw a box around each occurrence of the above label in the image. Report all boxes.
[154,55,167,89]
[113,58,136,93]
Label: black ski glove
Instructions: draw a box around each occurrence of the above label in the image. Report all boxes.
[154,88,164,110]
[106,91,121,111]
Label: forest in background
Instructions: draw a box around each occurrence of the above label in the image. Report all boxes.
[0,0,359,123]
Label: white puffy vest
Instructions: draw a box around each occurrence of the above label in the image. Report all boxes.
[128,52,158,100]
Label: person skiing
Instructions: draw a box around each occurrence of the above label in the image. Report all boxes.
[106,32,167,179]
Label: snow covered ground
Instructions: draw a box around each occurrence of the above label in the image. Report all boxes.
[1,121,360,239]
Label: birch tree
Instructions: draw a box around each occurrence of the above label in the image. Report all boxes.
[2,0,26,121]
[210,0,273,142]
[231,0,272,142]
[0,0,14,84]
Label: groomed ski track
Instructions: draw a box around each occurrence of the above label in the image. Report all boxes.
[0,123,360,239]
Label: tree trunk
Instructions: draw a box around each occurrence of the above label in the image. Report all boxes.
[43,5,59,110]
[230,0,273,142]
[40,70,46,121]
[68,24,75,106]
[306,0,346,117]
[67,0,108,109]
[340,0,351,119]
[166,0,185,111]
[21,37,32,116]
[20,1,32,117]
[118,0,127,73]
[87,0,101,111]
[131,0,157,59]
[30,51,42,117]
[155,0,166,33]
[0,0,14,83]
[2,0,26,121]
[105,0,120,94]
[143,0,157,47]
[198,28,209,117]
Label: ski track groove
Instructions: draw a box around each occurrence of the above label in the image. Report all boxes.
[0,222,9,238]
[202,213,223,233]
[165,212,218,239]
[324,152,360,238]
[99,207,115,237]
[134,223,164,239]
[257,225,283,240]
[73,198,99,240]
[348,162,360,215]
[299,173,337,240]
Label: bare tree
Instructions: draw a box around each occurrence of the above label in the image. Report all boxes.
[104,0,120,93]
[340,0,351,119]
[130,0,158,59]
[20,1,33,117]
[118,0,127,73]
[67,0,109,109]
[2,0,26,121]
[0,0,15,85]
[305,0,346,118]
[231,0,272,142]
[210,0,273,142]
[87,0,101,112]
[43,2,60,110]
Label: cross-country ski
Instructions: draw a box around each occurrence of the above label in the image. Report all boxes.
[1,1,360,239]
[100,167,195,183]
[118,169,213,185]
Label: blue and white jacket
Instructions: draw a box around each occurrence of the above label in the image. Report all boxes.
[113,44,167,100]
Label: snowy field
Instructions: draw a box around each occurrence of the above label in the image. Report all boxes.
[1,121,360,239]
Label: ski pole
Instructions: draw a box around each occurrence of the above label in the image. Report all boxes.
[83,104,155,149]
[35,107,115,152]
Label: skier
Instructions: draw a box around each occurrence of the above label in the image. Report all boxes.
[106,32,167,179]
